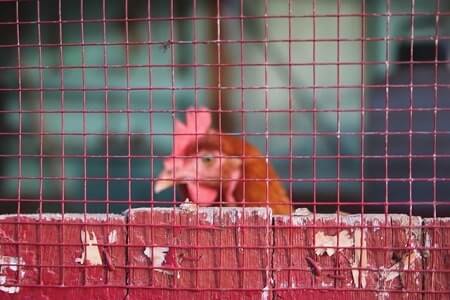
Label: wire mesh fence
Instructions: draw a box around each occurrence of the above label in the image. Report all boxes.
[0,0,448,298]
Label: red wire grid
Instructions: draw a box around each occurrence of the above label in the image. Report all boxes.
[0,0,448,299]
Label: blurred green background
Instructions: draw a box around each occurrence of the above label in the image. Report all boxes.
[0,0,448,214]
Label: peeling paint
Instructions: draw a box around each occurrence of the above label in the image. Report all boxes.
[144,246,169,270]
[379,251,419,283]
[279,279,298,289]
[0,213,123,222]
[199,209,215,224]
[423,232,432,258]
[284,214,422,229]
[228,210,241,225]
[75,230,103,266]
[144,246,177,276]
[315,230,353,256]
[108,230,118,244]
[320,281,334,288]
[250,207,272,220]
[0,256,25,294]
[351,229,368,288]
[179,198,198,213]
[261,285,270,300]
[0,276,20,294]
[293,208,311,216]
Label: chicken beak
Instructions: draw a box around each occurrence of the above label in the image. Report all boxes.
[154,167,175,193]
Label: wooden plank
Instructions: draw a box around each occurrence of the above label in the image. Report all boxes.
[0,214,126,300]
[273,212,423,300]
[0,210,446,299]
[127,206,272,299]
[423,218,450,300]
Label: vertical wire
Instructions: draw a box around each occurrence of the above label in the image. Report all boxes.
[147,0,156,290]
[102,0,110,215]
[80,0,88,286]
[80,0,87,214]
[360,0,366,216]
[102,0,111,285]
[312,0,317,219]
[147,0,155,209]
[36,0,44,286]
[215,0,224,289]
[193,3,200,285]
[430,0,441,289]
[239,0,245,206]
[384,0,391,219]
[407,0,416,275]
[57,0,65,285]
[37,0,44,215]
[359,0,368,288]
[311,0,318,261]
[432,0,440,219]
[169,0,178,290]
[216,0,223,209]
[287,0,293,290]
[262,0,271,294]
[147,1,153,208]
[239,1,247,290]
[263,0,269,210]
[15,0,23,290]
[335,0,342,286]
[125,0,132,213]
[170,0,176,209]
[408,0,415,218]
[383,0,392,276]
[336,0,341,215]
[192,0,200,290]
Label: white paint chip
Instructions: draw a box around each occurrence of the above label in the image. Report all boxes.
[75,230,103,266]
[144,246,168,269]
[351,229,368,288]
[380,251,419,283]
[144,246,174,275]
[293,208,311,216]
[261,285,270,300]
[0,276,19,294]
[108,230,118,244]
[0,255,25,294]
[179,198,198,213]
[315,230,353,256]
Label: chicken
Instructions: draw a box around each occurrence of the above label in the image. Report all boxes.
[154,107,291,215]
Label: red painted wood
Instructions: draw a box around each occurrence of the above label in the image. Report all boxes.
[273,213,423,300]
[0,214,126,300]
[126,207,272,299]
[423,218,450,300]
[0,209,446,299]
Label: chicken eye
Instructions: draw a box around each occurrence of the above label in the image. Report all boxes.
[201,154,215,164]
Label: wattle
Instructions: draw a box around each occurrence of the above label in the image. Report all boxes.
[186,182,218,205]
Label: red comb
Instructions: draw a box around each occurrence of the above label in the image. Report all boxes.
[164,107,212,169]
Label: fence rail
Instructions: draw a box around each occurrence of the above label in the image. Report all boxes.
[0,207,447,299]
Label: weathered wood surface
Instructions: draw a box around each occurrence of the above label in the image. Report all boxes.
[273,212,423,300]
[0,207,446,299]
[0,214,126,300]
[127,206,272,299]
[423,218,450,300]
